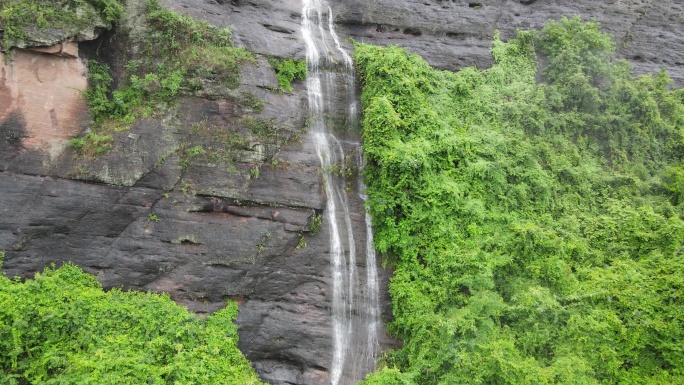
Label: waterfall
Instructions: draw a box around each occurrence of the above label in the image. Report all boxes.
[300,1,380,384]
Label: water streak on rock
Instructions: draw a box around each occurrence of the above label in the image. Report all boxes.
[301,1,380,383]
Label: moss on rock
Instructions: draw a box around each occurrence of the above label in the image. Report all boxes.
[0,0,124,49]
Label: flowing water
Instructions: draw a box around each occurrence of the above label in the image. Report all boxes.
[300,1,380,383]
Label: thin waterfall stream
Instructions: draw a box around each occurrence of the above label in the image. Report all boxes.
[300,1,380,383]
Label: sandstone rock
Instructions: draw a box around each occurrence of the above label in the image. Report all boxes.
[27,41,80,58]
[0,49,89,163]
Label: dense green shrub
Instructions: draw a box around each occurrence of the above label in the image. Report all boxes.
[355,16,684,384]
[0,264,263,385]
[268,58,308,92]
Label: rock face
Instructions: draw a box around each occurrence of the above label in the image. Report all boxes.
[331,0,684,85]
[170,0,683,86]
[0,48,89,161]
[1,0,683,384]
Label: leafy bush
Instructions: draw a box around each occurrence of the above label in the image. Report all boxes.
[355,16,684,385]
[0,264,263,385]
[268,58,308,92]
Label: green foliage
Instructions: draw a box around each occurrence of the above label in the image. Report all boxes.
[355,16,684,385]
[148,212,160,222]
[664,164,684,205]
[296,234,307,249]
[181,119,251,170]
[71,0,255,157]
[268,58,308,92]
[144,0,254,89]
[0,0,123,48]
[0,264,263,384]
[67,131,113,157]
[362,367,415,385]
[308,213,322,235]
[240,115,301,161]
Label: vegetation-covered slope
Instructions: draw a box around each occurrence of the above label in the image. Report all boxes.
[355,17,684,384]
[0,263,263,385]
[70,0,256,157]
[0,0,123,48]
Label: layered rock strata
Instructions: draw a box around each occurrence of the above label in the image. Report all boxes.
[163,0,683,85]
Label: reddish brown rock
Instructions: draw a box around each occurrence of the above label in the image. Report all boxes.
[0,48,88,160]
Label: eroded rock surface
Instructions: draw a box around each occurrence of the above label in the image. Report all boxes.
[331,0,684,85]
[0,49,89,161]
[0,23,395,384]
[0,168,393,383]
[165,0,683,85]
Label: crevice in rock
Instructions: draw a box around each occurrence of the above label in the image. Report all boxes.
[403,28,422,37]
[263,24,295,34]
[616,0,656,57]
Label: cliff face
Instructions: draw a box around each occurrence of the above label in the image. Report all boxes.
[333,0,684,86]
[190,0,683,86]
[1,0,683,384]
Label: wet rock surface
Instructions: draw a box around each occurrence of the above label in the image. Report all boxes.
[165,0,684,85]
[332,0,684,86]
[0,169,394,384]
[0,27,395,383]
[1,0,682,384]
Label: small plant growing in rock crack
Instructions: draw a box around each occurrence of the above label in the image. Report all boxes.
[148,213,160,222]
[256,230,272,253]
[178,145,205,169]
[250,165,260,179]
[179,181,196,195]
[67,164,90,179]
[304,115,316,130]
[308,213,322,235]
[156,152,170,166]
[296,234,307,249]
[238,92,265,114]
